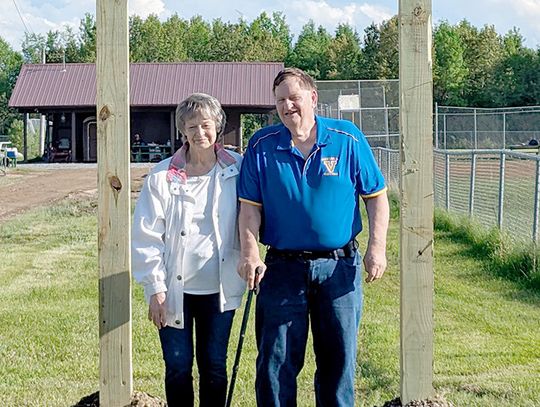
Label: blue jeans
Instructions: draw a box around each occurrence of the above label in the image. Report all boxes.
[158,293,235,407]
[255,252,362,407]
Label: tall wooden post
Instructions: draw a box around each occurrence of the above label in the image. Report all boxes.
[96,1,132,406]
[399,0,434,404]
[23,113,28,162]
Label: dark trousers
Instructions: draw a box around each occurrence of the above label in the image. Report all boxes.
[158,293,235,407]
[255,252,362,407]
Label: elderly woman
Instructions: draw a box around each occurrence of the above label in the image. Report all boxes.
[132,93,245,407]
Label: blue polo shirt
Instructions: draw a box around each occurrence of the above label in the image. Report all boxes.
[238,115,386,250]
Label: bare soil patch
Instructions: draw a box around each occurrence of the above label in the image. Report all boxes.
[72,390,166,407]
[0,165,150,222]
[379,396,454,407]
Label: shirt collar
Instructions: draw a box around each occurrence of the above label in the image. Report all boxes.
[166,143,237,184]
[276,115,330,151]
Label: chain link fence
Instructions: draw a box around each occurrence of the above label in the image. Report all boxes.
[316,84,540,151]
[373,147,540,244]
[435,105,540,150]
[316,80,400,149]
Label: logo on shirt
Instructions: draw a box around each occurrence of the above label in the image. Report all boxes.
[322,157,339,176]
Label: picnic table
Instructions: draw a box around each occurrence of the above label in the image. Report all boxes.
[131,144,172,162]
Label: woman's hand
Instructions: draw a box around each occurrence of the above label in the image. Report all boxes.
[148,292,167,329]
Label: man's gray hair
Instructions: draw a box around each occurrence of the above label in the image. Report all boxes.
[175,93,227,139]
[272,67,317,93]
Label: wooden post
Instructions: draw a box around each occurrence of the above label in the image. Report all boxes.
[96,1,132,406]
[398,0,434,404]
[71,111,76,162]
[23,113,28,162]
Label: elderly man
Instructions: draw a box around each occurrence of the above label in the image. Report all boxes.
[238,67,389,406]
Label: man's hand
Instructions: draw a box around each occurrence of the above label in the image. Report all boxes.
[148,292,167,329]
[363,243,387,283]
[238,256,266,290]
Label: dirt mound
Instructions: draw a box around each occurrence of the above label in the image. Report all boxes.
[72,390,166,407]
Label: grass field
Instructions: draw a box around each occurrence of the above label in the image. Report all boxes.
[0,196,539,406]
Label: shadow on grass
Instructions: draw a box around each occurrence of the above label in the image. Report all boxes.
[359,359,397,400]
[435,209,540,302]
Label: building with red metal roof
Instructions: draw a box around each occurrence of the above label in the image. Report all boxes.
[9,62,283,162]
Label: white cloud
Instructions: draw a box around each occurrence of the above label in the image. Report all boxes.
[286,0,392,34]
[0,0,93,50]
[503,0,540,17]
[505,0,540,41]
[358,3,393,23]
[0,0,170,51]
[129,0,166,18]
[471,0,540,47]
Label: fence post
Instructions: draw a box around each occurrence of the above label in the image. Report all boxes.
[357,81,363,130]
[497,152,506,229]
[469,151,477,216]
[386,149,391,181]
[23,113,28,162]
[473,108,478,149]
[533,160,540,243]
[443,113,447,149]
[502,113,506,149]
[445,152,450,210]
[434,102,438,149]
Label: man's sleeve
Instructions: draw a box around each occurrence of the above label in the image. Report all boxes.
[354,129,387,198]
[238,138,262,206]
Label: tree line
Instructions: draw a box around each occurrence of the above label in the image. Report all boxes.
[2,11,540,137]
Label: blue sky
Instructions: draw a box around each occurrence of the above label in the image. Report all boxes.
[2,0,540,51]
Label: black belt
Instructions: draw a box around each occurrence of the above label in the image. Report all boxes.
[267,240,357,260]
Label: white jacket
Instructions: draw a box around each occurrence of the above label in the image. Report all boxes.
[132,146,245,329]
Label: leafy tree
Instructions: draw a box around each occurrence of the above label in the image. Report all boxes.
[185,16,211,61]
[433,21,468,105]
[327,24,361,79]
[489,49,540,106]
[357,17,398,80]
[455,21,504,106]
[78,13,96,62]
[0,37,23,134]
[0,93,19,135]
[245,12,292,62]
[162,14,188,62]
[286,21,332,79]
[64,27,80,63]
[358,23,384,79]
[207,19,250,61]
[0,37,23,94]
[378,16,399,79]
[129,14,167,62]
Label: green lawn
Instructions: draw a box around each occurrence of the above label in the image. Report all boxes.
[0,197,539,406]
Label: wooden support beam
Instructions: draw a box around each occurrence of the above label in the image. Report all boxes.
[71,111,76,162]
[398,0,434,404]
[23,113,28,162]
[96,0,132,406]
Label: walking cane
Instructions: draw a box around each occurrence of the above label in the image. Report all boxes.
[225,267,261,407]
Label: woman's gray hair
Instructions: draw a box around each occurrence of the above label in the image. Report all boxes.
[175,93,227,140]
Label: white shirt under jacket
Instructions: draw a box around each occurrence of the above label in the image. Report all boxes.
[132,145,245,329]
